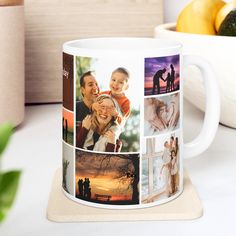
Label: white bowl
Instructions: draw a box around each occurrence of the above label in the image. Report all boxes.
[155,23,236,128]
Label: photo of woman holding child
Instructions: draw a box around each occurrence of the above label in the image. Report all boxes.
[76,56,140,153]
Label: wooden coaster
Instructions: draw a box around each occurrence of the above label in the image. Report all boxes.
[47,169,203,222]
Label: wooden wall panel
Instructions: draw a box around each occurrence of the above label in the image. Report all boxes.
[25,0,163,103]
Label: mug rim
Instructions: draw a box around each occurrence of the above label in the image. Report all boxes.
[63,37,182,56]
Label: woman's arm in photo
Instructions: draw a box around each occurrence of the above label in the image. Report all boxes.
[169,106,179,128]
[150,116,167,131]
[103,129,122,152]
[76,115,91,148]
[144,99,156,122]
[168,95,180,127]
[104,130,117,152]
[166,103,174,126]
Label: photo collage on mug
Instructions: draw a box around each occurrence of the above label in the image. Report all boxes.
[142,55,181,204]
[63,54,141,206]
[62,52,75,196]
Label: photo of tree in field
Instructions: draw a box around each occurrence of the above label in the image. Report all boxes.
[63,108,74,145]
[75,150,140,205]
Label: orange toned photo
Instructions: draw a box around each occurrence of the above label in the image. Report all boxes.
[63,108,74,145]
[75,150,140,205]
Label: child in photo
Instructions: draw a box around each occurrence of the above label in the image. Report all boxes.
[100,67,131,125]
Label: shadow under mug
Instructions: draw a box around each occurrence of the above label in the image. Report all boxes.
[62,38,220,209]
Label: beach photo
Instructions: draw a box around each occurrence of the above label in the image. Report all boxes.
[144,55,180,96]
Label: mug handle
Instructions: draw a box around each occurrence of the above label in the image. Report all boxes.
[183,55,221,159]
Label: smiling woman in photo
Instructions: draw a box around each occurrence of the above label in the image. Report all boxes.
[77,94,122,152]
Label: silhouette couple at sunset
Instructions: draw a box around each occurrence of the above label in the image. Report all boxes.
[78,178,91,199]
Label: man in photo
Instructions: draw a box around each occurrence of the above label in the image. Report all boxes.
[152,68,166,95]
[76,71,99,123]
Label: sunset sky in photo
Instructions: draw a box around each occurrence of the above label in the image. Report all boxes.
[63,108,74,132]
[144,55,180,91]
[75,151,135,201]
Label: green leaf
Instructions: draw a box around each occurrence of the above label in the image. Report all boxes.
[0,170,21,223]
[0,123,13,156]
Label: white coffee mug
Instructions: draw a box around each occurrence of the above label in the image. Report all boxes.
[62,38,220,209]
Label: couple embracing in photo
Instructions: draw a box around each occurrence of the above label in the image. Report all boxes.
[76,68,131,153]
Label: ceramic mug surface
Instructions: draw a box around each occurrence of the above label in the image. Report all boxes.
[62,38,220,209]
